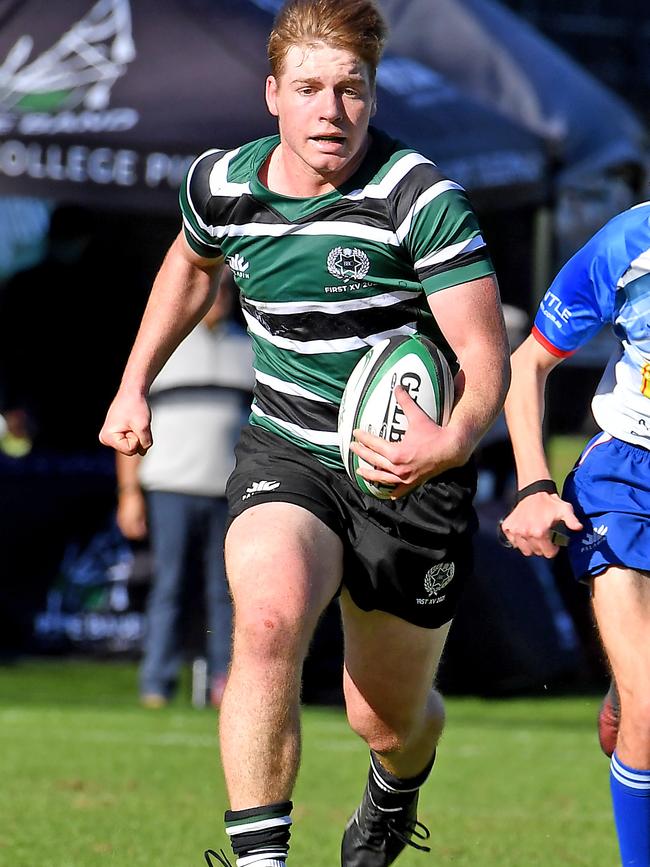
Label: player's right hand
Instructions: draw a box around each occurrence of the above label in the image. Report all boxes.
[500,493,583,558]
[99,391,153,456]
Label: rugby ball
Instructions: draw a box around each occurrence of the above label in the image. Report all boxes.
[338,335,454,498]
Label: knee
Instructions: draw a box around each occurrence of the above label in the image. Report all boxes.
[346,706,405,755]
[346,690,445,756]
[232,606,309,665]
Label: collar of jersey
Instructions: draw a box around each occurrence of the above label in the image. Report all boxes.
[248,129,384,221]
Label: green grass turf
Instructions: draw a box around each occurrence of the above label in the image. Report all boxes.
[0,659,617,866]
[548,434,589,488]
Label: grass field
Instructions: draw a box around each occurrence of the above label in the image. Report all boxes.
[0,659,618,867]
[548,434,588,489]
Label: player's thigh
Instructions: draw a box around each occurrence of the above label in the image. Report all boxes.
[340,588,450,717]
[225,501,344,641]
[592,565,650,696]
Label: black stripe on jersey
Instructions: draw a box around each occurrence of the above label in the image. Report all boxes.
[185,151,226,231]
[387,162,450,229]
[297,198,391,229]
[254,382,338,432]
[187,154,393,233]
[187,151,226,199]
[186,147,447,234]
[416,248,489,282]
[241,296,424,342]
[185,152,286,234]
[205,193,288,228]
[201,189,392,230]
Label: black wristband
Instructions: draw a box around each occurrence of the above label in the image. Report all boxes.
[515,479,558,503]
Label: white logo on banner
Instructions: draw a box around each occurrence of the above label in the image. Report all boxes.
[0,1,195,191]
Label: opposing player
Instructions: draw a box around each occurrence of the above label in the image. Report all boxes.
[100,1,509,864]
[501,203,650,866]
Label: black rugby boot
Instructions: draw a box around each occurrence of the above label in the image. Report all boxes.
[341,781,431,866]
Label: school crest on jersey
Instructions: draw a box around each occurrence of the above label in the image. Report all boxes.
[326,246,370,282]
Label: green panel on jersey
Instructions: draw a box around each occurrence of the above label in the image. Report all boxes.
[421,258,495,295]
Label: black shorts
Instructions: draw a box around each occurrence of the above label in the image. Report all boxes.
[225,425,477,628]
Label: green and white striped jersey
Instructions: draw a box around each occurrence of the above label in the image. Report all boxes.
[180,128,494,469]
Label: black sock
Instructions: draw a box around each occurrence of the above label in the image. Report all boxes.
[367,751,436,811]
[224,800,293,865]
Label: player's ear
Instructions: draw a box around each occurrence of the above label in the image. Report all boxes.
[265,75,279,117]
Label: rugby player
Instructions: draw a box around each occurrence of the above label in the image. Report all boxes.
[100,1,510,864]
[501,203,650,866]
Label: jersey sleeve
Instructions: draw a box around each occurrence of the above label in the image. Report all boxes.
[533,230,618,357]
[396,164,495,295]
[179,149,228,259]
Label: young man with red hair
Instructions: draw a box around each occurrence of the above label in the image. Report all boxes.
[101,1,509,863]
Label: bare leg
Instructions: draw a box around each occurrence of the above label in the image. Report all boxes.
[219,502,343,809]
[592,566,650,768]
[340,589,450,778]
[591,567,650,866]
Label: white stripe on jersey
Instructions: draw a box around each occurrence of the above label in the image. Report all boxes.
[254,369,332,403]
[202,220,398,245]
[243,309,417,354]
[617,246,650,289]
[244,289,420,316]
[182,214,217,248]
[251,405,339,446]
[396,180,465,244]
[343,152,434,201]
[414,235,486,271]
[207,147,251,197]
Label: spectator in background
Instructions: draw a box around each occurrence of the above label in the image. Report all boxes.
[116,267,253,708]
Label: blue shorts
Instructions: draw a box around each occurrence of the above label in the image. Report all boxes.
[562,433,650,582]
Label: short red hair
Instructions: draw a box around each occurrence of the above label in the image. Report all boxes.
[268,0,388,83]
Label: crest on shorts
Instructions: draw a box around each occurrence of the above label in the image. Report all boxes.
[326,246,370,282]
[424,562,455,597]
